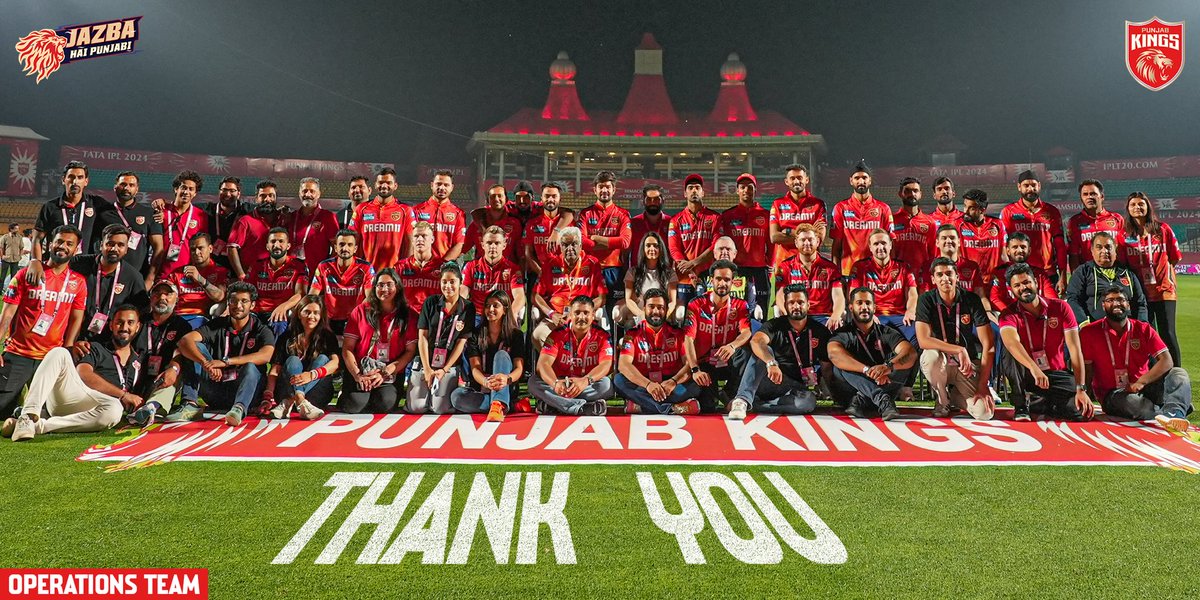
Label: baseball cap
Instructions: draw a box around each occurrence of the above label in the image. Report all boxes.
[151,279,178,293]
[684,173,705,187]
[736,173,757,186]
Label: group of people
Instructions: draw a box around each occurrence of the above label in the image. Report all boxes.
[0,158,1191,442]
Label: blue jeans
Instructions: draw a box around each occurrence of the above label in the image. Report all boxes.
[276,354,334,407]
[614,373,702,415]
[831,366,911,409]
[182,342,263,412]
[450,350,514,413]
[182,315,208,330]
[257,313,288,338]
[877,315,915,342]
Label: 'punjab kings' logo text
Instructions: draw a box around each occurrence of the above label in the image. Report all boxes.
[15,16,141,84]
[1126,18,1184,91]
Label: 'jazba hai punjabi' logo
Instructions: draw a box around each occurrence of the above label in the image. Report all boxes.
[1125,17,1184,91]
[15,16,142,84]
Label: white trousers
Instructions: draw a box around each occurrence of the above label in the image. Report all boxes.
[22,347,122,434]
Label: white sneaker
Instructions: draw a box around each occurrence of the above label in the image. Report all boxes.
[297,401,325,421]
[269,400,291,420]
[11,415,36,442]
[727,398,749,421]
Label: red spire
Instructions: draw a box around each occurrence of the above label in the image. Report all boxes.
[617,33,678,125]
[541,51,589,121]
[708,53,757,123]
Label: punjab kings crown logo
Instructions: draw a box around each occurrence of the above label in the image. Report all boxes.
[1125,17,1184,91]
[15,17,142,84]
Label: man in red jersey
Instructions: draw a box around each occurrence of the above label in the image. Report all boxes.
[719,173,772,319]
[0,225,88,417]
[310,230,374,336]
[958,189,1006,277]
[155,170,210,278]
[628,183,670,267]
[831,161,894,276]
[998,262,1092,421]
[1079,287,1191,432]
[529,295,613,416]
[774,223,844,328]
[166,233,230,329]
[769,164,828,269]
[246,228,308,337]
[1066,179,1125,272]
[520,182,575,277]
[228,180,290,280]
[288,178,340,275]
[461,226,526,322]
[532,227,606,348]
[413,169,466,261]
[668,173,721,315]
[615,288,701,415]
[395,222,442,316]
[684,260,753,414]
[987,232,1057,314]
[579,171,631,329]
[1001,170,1068,292]
[928,177,965,229]
[920,224,986,298]
[354,167,415,272]
[892,177,936,272]
[465,185,524,263]
[850,229,918,337]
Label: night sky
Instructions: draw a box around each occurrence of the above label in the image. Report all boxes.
[3,0,1198,170]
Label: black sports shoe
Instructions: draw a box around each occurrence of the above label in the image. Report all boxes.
[1013,406,1032,422]
[879,400,901,421]
[845,395,870,419]
[582,400,608,416]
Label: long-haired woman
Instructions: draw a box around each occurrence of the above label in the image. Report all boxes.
[450,289,526,422]
[618,231,678,326]
[263,295,340,419]
[1121,192,1182,365]
[340,268,417,413]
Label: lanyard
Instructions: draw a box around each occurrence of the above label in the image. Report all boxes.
[61,200,86,230]
[371,310,400,355]
[1020,304,1049,352]
[38,269,73,314]
[1104,321,1133,372]
[94,263,122,314]
[787,328,814,367]
[170,205,197,243]
[938,296,961,345]
[114,203,132,228]
[224,322,253,360]
[112,350,139,391]
[150,321,169,355]
[434,305,460,349]
[292,209,320,250]
[856,328,884,365]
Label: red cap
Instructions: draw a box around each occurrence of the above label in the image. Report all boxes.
[736,172,757,186]
[684,173,705,187]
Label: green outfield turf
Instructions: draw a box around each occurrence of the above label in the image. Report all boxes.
[2,279,1199,599]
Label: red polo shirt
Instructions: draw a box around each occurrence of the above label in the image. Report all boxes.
[1067,209,1125,270]
[395,255,441,316]
[246,256,309,313]
[579,201,632,268]
[998,297,1077,371]
[987,263,1058,313]
[413,197,466,258]
[1119,223,1182,301]
[918,256,984,293]
[959,216,1006,276]
[464,212,523,263]
[522,211,563,266]
[535,255,606,315]
[892,208,937,271]
[1000,200,1067,277]
[629,213,670,266]
[1079,318,1167,399]
[719,203,771,268]
[161,203,209,275]
[310,257,375,321]
[621,322,687,381]
[849,257,917,315]
[2,265,87,359]
[287,207,340,275]
[354,197,415,272]
[684,294,750,363]
[541,326,613,378]
[167,260,230,316]
[462,256,525,313]
[831,195,894,275]
[773,255,843,315]
[667,205,722,284]
[770,193,828,266]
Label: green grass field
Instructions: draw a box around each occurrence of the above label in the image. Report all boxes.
[3,280,1200,598]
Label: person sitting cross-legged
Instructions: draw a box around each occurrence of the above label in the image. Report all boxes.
[450,289,526,422]
[529,295,614,416]
[828,287,917,420]
[263,295,339,420]
[615,288,701,415]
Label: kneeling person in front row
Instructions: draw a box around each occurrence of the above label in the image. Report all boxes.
[915,258,997,419]
[616,288,702,415]
[728,284,832,419]
[5,305,145,441]
[529,295,614,416]
[828,288,917,420]
[1080,286,1192,432]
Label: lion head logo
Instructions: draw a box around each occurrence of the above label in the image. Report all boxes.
[15,29,68,84]
[1134,49,1175,86]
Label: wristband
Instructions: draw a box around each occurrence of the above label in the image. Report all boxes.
[313,366,328,379]
[862,366,870,375]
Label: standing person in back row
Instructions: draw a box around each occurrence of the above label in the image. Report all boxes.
[354,167,414,272]
[96,171,164,286]
[831,161,893,276]
[667,174,721,315]
[719,173,772,319]
[30,161,108,285]
[1066,179,1124,272]
[769,164,828,269]
[1120,192,1182,366]
[288,178,340,275]
[579,171,632,331]
[413,170,466,262]
[1001,170,1067,293]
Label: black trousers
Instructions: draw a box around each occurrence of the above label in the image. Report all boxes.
[338,371,400,414]
[696,347,751,413]
[1147,300,1180,367]
[0,352,41,417]
[1000,353,1083,419]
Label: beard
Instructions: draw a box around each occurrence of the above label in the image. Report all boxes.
[901,196,918,207]
[1018,289,1037,303]
[269,248,287,260]
[103,252,122,265]
[854,184,869,195]
[713,287,730,297]
[153,303,172,315]
[788,310,807,321]
[1105,307,1127,321]
[301,197,318,208]
[1022,191,1039,203]
[646,314,665,328]
[644,205,662,216]
[112,335,132,348]
[854,310,873,323]
[937,196,952,205]
[50,250,70,265]
[258,203,278,215]
[116,191,136,203]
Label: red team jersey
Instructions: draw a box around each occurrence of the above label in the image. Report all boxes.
[719,203,772,268]
[831,196,894,275]
[343,303,418,360]
[927,206,965,229]
[959,216,1006,276]
[1066,209,1125,269]
[462,257,525,313]
[849,258,918,315]
[1119,223,1182,301]
[621,323,687,382]
[167,260,231,316]
[522,212,563,266]
[354,197,414,272]
[918,256,984,293]
[684,294,751,363]
[412,197,466,258]
[541,326,614,378]
[1000,200,1067,277]
[394,255,442,315]
[246,257,309,313]
[1079,319,1167,399]
[579,202,632,268]
[464,213,523,264]
[628,214,670,265]
[892,209,937,270]
[667,206,722,284]
[310,258,375,321]
[536,255,606,315]
[998,298,1077,371]
[227,212,280,274]
[773,255,843,315]
[987,263,1058,313]
[161,203,209,275]
[3,266,87,359]
[769,193,828,266]
[287,207,340,275]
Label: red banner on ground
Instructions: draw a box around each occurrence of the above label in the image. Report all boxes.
[57,145,391,180]
[78,413,1200,473]
[0,569,207,599]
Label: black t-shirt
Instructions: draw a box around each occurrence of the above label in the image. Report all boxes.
[915,289,990,359]
[464,328,526,390]
[35,193,110,253]
[417,295,476,355]
[93,199,163,271]
[831,323,910,367]
[136,314,193,387]
[271,328,342,365]
[69,254,149,341]
[195,315,275,360]
[80,343,142,392]
[759,316,831,373]
[204,200,252,241]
